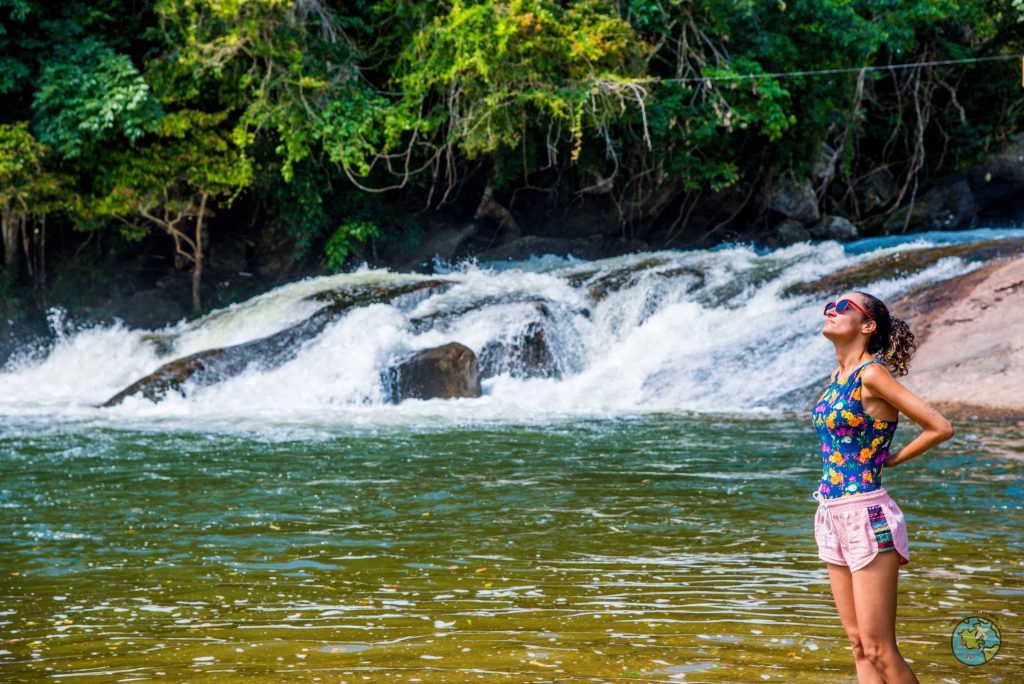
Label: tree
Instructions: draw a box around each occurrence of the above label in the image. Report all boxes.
[91,111,253,312]
[0,123,66,286]
[31,37,162,159]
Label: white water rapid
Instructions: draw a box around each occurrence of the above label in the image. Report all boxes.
[2,228,1021,432]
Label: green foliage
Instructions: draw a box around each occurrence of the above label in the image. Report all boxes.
[0,0,42,97]
[152,0,364,177]
[318,89,396,177]
[1,0,1022,291]
[323,190,423,269]
[393,0,647,160]
[89,109,253,239]
[324,220,380,271]
[32,38,162,158]
[0,122,66,213]
[260,155,332,259]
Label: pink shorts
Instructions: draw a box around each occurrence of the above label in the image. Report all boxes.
[813,487,910,572]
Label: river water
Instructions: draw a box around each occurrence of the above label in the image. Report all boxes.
[2,229,1022,682]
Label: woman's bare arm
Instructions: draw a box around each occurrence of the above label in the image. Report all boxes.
[862,364,955,467]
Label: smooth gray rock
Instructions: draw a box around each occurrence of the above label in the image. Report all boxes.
[775,219,812,245]
[884,178,977,232]
[811,215,859,242]
[856,168,899,212]
[768,176,820,225]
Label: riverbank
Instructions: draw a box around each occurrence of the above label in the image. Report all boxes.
[896,254,1024,421]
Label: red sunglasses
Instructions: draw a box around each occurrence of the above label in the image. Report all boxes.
[824,299,873,319]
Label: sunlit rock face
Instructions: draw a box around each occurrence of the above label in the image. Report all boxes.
[895,255,1024,418]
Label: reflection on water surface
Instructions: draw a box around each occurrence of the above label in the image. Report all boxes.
[1,415,1021,682]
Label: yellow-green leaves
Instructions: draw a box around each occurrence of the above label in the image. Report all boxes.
[395,0,648,159]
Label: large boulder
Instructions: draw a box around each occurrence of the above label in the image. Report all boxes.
[968,134,1024,224]
[878,136,1024,232]
[386,342,481,401]
[856,168,899,213]
[768,176,820,225]
[884,177,978,232]
[409,296,579,379]
[102,311,331,407]
[809,215,859,242]
[775,219,812,246]
[479,319,557,380]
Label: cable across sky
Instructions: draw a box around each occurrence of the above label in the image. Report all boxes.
[661,53,1024,83]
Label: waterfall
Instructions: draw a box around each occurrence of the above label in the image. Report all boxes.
[1,228,1021,429]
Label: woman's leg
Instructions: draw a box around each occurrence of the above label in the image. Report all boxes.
[827,562,885,684]
[851,552,920,684]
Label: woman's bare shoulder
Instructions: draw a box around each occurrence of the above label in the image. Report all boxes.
[862,361,895,383]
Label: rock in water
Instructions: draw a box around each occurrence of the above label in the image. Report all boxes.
[387,343,481,402]
[102,279,452,406]
[783,238,1024,297]
[479,321,557,379]
[102,350,223,406]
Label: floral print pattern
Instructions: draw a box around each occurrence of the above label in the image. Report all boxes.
[813,359,898,499]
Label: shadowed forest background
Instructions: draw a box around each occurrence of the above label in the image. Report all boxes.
[2,0,1023,348]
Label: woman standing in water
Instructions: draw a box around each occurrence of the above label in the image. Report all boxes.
[812,291,954,684]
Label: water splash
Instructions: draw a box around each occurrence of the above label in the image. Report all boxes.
[1,229,1020,429]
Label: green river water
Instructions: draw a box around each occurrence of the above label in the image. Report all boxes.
[1,414,1021,683]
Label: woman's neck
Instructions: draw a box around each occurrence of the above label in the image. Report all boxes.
[833,343,872,375]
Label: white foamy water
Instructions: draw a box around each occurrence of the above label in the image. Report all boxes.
[1,229,1020,431]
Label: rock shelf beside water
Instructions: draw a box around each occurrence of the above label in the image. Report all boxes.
[896,255,1024,419]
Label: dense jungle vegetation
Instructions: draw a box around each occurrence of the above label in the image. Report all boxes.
[1,0,1022,324]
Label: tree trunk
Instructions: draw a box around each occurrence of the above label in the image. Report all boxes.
[192,193,208,313]
[38,215,46,288]
[474,182,521,236]
[21,213,33,280]
[1,204,18,274]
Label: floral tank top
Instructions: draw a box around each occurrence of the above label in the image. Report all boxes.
[812,359,898,499]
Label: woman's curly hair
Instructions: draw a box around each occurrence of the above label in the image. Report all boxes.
[855,291,917,377]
